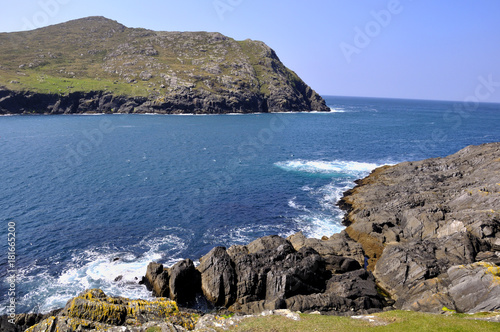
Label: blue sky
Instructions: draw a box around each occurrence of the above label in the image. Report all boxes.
[1,0,500,102]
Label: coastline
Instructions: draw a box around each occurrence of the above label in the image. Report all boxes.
[6,142,500,331]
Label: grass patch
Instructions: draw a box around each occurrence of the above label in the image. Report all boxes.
[231,310,500,332]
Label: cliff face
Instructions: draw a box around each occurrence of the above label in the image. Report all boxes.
[0,16,329,114]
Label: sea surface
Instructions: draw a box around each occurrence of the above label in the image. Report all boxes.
[1,96,500,314]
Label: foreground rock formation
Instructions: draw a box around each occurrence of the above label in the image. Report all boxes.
[22,289,188,332]
[0,16,329,114]
[145,143,500,315]
[144,235,388,316]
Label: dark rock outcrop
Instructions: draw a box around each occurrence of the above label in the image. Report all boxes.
[145,235,386,315]
[169,259,201,306]
[197,247,236,307]
[143,260,201,307]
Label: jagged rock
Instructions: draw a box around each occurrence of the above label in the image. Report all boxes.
[246,235,292,253]
[326,269,378,300]
[285,292,380,314]
[144,262,170,297]
[144,234,386,315]
[197,246,236,307]
[168,259,201,306]
[373,241,443,301]
[287,231,365,267]
[396,275,455,312]
[323,255,361,274]
[338,142,500,313]
[475,251,500,265]
[229,239,328,311]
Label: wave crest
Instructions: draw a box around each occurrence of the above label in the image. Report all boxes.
[274,159,380,178]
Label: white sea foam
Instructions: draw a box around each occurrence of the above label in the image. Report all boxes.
[276,159,386,239]
[288,197,309,212]
[9,228,189,314]
[329,107,346,113]
[293,213,344,239]
[274,159,380,178]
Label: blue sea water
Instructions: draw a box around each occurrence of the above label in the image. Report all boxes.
[1,96,500,314]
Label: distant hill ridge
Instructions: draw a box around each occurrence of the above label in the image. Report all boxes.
[0,16,329,114]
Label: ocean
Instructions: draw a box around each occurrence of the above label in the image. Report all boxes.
[1,96,499,314]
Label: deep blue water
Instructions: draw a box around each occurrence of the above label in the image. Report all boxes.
[1,96,499,313]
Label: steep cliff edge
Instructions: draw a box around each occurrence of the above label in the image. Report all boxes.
[0,16,329,114]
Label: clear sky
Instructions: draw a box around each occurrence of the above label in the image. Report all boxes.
[1,0,500,103]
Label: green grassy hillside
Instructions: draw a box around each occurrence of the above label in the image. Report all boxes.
[0,16,328,114]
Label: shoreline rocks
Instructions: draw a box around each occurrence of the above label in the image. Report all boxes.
[339,142,500,313]
[143,235,388,316]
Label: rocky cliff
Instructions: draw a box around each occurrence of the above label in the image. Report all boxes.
[339,142,500,312]
[0,16,329,114]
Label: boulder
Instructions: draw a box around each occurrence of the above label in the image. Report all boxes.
[197,247,236,307]
[326,269,378,300]
[285,292,381,314]
[169,259,201,306]
[287,231,365,267]
[144,262,170,297]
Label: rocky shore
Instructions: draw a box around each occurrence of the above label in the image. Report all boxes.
[5,143,500,331]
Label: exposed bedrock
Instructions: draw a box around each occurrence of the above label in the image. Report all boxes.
[339,142,500,313]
